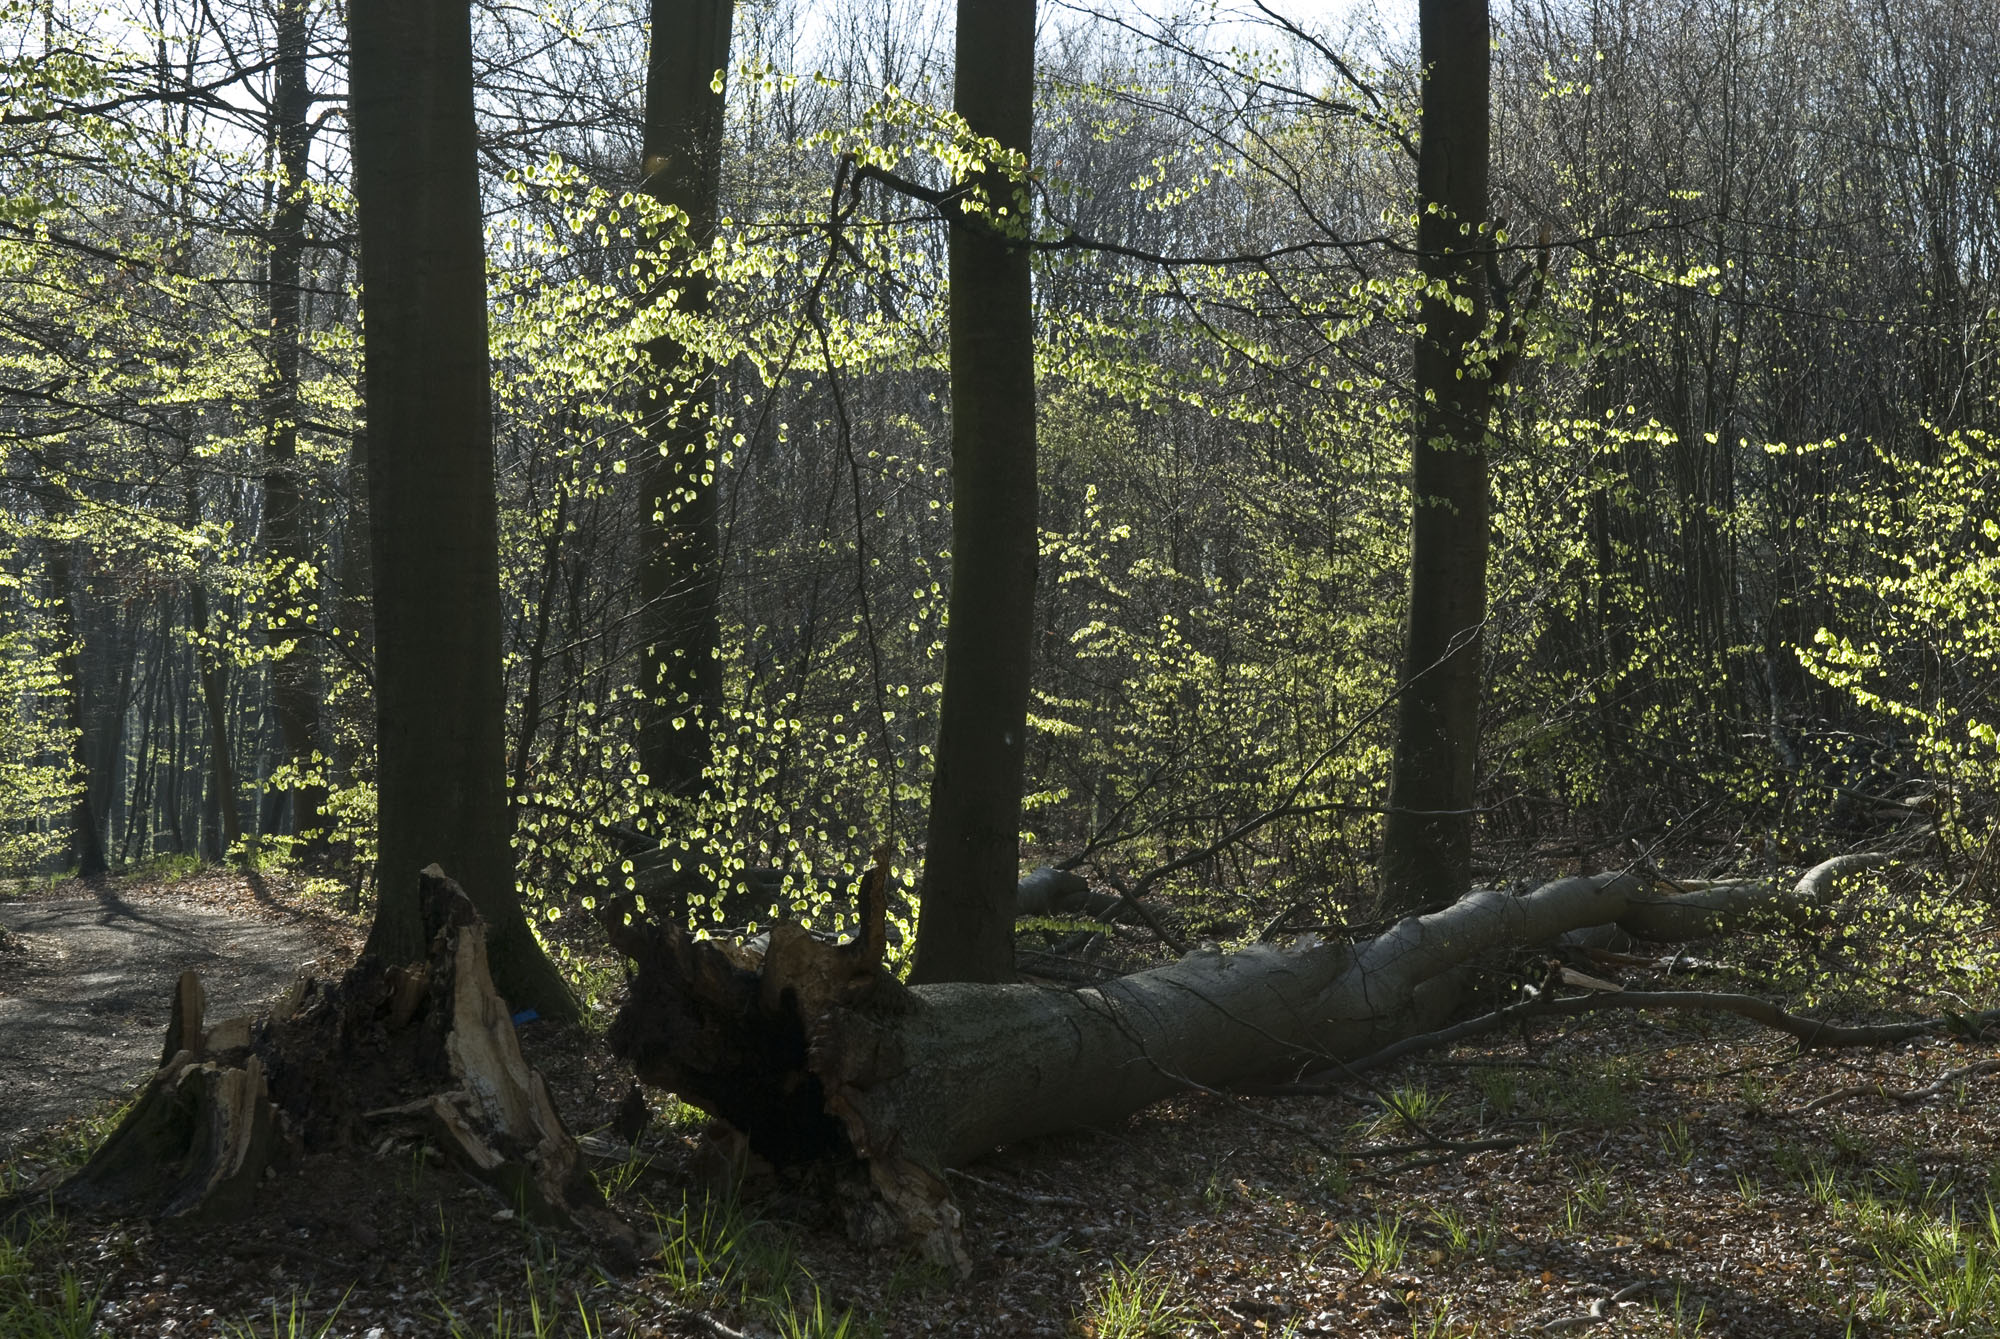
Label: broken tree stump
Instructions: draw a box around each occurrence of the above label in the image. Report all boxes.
[56,988,278,1221]
[40,865,628,1252]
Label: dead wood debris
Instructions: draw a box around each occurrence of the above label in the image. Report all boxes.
[19,865,631,1258]
[1539,1280,1656,1332]
[944,1168,1088,1209]
[1293,986,2000,1087]
[1791,1056,2000,1116]
[13,851,1996,1336]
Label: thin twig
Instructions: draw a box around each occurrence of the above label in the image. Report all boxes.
[1540,1280,1656,1332]
[1791,1058,2000,1116]
[1290,991,2000,1090]
[944,1169,1088,1209]
[1347,1136,1520,1159]
[1101,872,1191,955]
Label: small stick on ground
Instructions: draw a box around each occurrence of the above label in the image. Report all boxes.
[1348,1136,1521,1159]
[1541,1280,1656,1333]
[1297,991,2000,1088]
[1792,1058,2000,1116]
[944,1169,1088,1209]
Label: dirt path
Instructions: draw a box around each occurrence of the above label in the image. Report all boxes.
[0,874,352,1158]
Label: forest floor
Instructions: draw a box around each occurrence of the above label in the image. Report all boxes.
[3,864,1998,1337]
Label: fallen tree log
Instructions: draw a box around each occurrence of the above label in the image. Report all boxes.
[606,853,1891,1266]
[27,866,627,1253]
[1013,866,1120,921]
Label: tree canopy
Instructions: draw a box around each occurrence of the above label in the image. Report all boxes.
[3,0,1989,945]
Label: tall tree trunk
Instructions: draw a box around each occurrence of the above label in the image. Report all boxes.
[163,631,186,854]
[332,414,373,795]
[348,0,576,1022]
[120,615,167,867]
[1378,0,1494,914]
[635,0,733,808]
[45,539,108,876]
[83,597,136,858]
[189,579,242,861]
[510,488,564,808]
[261,0,327,855]
[909,0,1039,986]
[120,608,169,863]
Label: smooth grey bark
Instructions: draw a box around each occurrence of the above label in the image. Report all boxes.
[911,0,1039,986]
[348,0,575,1022]
[1379,0,1497,914]
[634,0,733,807]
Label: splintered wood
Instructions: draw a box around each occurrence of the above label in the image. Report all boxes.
[40,865,628,1254]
